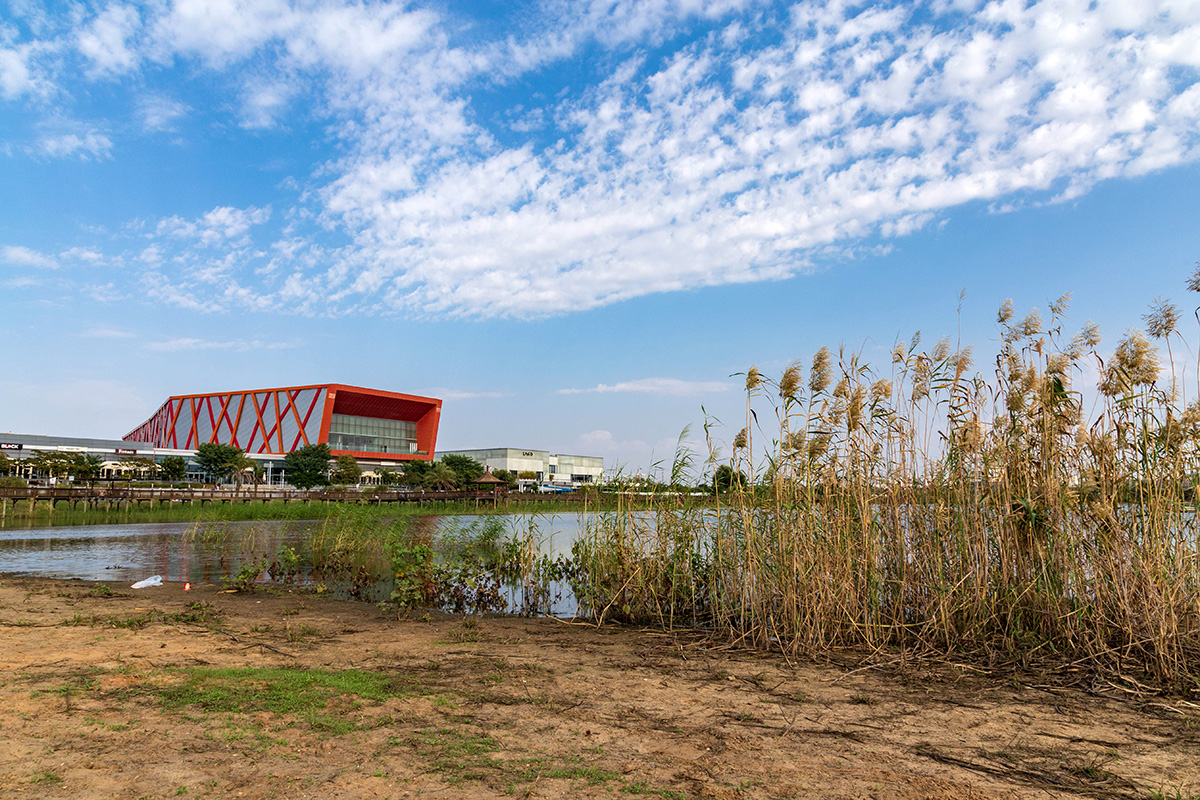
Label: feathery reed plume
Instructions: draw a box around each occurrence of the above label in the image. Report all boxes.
[1100,329,1160,396]
[810,347,832,394]
[745,365,763,392]
[779,362,802,402]
[1145,297,1180,340]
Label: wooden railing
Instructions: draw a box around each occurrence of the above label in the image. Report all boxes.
[0,486,511,504]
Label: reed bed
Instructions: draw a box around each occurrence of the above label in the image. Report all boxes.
[575,281,1200,689]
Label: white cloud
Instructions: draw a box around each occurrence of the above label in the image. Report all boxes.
[145,337,296,352]
[427,388,513,400]
[558,377,735,396]
[2,245,57,269]
[81,326,134,339]
[240,79,293,129]
[0,45,34,98]
[138,94,188,131]
[156,205,272,245]
[60,247,104,264]
[5,0,1200,319]
[34,131,112,160]
[77,4,142,77]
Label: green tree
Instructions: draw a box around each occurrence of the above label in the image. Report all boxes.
[423,462,459,489]
[117,455,158,480]
[492,469,519,490]
[230,454,259,489]
[28,451,77,479]
[329,454,362,485]
[194,443,245,483]
[282,443,333,489]
[0,452,12,475]
[73,454,105,485]
[713,464,747,494]
[158,456,188,481]
[376,467,400,487]
[399,460,431,487]
[440,454,484,485]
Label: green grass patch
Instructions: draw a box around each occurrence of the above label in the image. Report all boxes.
[153,666,428,734]
[30,769,62,785]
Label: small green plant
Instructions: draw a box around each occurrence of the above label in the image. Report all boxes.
[30,769,62,785]
[1148,788,1200,800]
[224,558,268,593]
[268,544,301,583]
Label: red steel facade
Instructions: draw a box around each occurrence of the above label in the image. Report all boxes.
[124,384,441,462]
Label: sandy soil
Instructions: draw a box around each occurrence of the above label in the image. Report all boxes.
[0,576,1197,800]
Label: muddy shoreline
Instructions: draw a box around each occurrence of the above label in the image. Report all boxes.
[0,575,1196,799]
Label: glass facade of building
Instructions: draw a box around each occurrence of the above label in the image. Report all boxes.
[327,414,421,455]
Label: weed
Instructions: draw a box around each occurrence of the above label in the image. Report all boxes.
[150,666,428,734]
[223,558,268,593]
[412,727,500,784]
[1148,788,1200,800]
[284,624,323,643]
[30,769,62,785]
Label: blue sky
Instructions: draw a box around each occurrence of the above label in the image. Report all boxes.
[1,0,1199,478]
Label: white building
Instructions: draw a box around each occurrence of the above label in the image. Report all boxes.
[439,448,604,487]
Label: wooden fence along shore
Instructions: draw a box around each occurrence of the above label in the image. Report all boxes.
[0,485,591,517]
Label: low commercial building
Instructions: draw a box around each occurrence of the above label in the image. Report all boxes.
[439,448,604,487]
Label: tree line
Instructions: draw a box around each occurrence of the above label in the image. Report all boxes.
[0,444,519,491]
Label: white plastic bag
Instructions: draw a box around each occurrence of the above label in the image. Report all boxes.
[131,575,164,589]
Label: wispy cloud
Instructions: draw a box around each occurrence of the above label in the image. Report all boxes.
[2,245,57,269]
[145,337,297,352]
[81,326,134,339]
[137,94,188,132]
[3,0,1200,318]
[156,205,272,246]
[33,130,112,160]
[558,378,734,396]
[426,388,513,400]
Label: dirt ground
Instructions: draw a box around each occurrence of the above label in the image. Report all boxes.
[0,576,1197,800]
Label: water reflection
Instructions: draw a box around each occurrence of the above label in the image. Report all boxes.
[0,514,590,615]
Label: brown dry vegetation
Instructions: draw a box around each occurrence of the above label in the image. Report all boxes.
[577,286,1200,690]
[1,576,1198,800]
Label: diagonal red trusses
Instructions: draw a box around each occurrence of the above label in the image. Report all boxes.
[248,392,271,453]
[292,389,321,450]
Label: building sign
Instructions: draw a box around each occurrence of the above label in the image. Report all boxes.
[0,443,22,451]
[59,446,88,452]
[114,448,138,455]
[522,451,534,457]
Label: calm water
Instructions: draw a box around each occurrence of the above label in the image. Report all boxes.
[0,514,591,613]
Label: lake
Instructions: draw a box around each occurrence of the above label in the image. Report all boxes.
[0,514,592,614]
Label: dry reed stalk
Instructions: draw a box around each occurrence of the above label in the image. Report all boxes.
[576,280,1200,689]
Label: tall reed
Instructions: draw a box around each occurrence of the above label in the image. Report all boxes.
[576,278,1200,688]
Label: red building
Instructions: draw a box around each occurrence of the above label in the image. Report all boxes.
[124,384,441,462]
